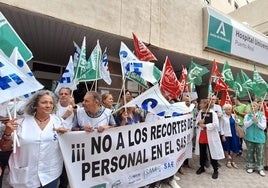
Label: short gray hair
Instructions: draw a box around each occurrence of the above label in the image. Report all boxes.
[24,90,58,115]
[222,103,232,110]
[85,91,101,105]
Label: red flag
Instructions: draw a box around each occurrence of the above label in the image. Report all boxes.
[132,32,157,62]
[183,83,190,93]
[210,59,222,83]
[220,90,232,106]
[214,77,228,92]
[178,67,187,97]
[160,56,181,100]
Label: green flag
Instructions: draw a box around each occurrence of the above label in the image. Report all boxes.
[79,40,102,81]
[207,81,214,97]
[186,60,209,86]
[74,36,87,82]
[222,61,235,89]
[234,73,247,98]
[0,12,32,62]
[252,66,267,98]
[153,66,162,84]
[240,70,253,91]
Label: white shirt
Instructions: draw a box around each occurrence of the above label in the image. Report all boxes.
[220,114,236,137]
[8,114,64,188]
[75,107,116,130]
[56,103,75,130]
[210,104,223,115]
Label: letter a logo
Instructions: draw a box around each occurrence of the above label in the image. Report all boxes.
[216,22,226,37]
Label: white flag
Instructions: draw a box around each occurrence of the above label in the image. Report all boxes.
[124,84,194,116]
[126,60,157,83]
[73,41,81,68]
[9,47,35,78]
[8,47,43,98]
[119,42,157,84]
[54,56,77,94]
[124,84,170,116]
[100,47,112,85]
[0,54,44,104]
[119,41,137,79]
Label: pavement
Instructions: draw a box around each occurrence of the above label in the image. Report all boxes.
[2,147,268,188]
[160,149,268,188]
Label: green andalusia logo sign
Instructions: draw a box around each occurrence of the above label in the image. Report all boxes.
[207,16,233,53]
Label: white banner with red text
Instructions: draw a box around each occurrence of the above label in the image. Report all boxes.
[58,114,194,188]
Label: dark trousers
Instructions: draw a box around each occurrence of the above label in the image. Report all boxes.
[59,164,69,188]
[239,138,243,152]
[199,143,218,171]
[39,177,59,188]
[0,150,12,188]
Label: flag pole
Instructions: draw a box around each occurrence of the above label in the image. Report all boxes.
[85,81,89,92]
[70,80,76,97]
[89,81,95,92]
[115,78,126,111]
[246,89,256,115]
[122,78,127,112]
[259,92,267,113]
[203,91,219,121]
[95,80,98,92]
[7,104,20,154]
[12,99,20,149]
[95,39,101,92]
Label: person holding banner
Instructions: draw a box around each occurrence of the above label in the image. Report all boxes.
[101,93,115,112]
[0,116,13,188]
[56,87,77,131]
[195,99,225,179]
[114,90,133,111]
[244,102,266,176]
[0,99,26,188]
[73,91,116,132]
[181,96,193,170]
[115,106,142,126]
[4,90,68,188]
[56,87,78,188]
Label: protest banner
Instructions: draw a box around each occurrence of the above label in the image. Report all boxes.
[59,114,193,188]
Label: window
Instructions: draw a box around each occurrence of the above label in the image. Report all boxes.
[32,62,61,74]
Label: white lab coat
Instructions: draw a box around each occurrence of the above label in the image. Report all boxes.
[8,114,64,188]
[194,109,225,160]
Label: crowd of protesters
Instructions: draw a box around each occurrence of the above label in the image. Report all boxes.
[0,87,267,188]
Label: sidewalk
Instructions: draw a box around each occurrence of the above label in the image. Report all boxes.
[162,151,268,188]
